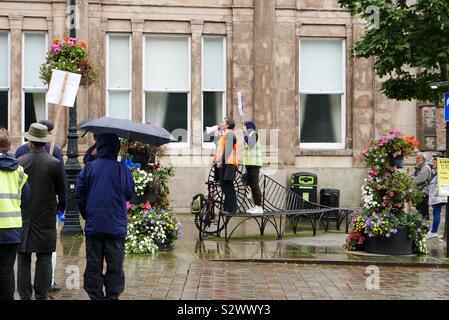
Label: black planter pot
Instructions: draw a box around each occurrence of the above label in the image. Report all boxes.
[130,191,157,205]
[364,227,413,255]
[389,155,404,168]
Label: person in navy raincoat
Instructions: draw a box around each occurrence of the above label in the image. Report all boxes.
[75,133,134,300]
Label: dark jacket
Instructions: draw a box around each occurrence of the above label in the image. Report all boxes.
[17,148,66,252]
[75,134,134,238]
[83,143,97,165]
[15,142,67,208]
[0,152,31,244]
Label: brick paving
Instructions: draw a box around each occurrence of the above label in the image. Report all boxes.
[49,257,449,300]
[16,215,449,300]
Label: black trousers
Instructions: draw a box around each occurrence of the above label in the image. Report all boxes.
[17,252,52,300]
[84,236,125,300]
[246,166,262,206]
[0,244,19,300]
[221,180,237,212]
[416,195,430,220]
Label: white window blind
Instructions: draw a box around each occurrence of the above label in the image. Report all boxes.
[108,35,130,89]
[203,37,224,91]
[144,36,189,90]
[23,33,46,89]
[107,34,131,120]
[300,39,343,93]
[0,33,8,88]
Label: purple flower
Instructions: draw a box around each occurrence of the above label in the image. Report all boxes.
[386,233,391,238]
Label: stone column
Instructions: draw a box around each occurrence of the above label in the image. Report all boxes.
[273,14,296,166]
[9,15,23,146]
[190,20,203,150]
[226,21,233,114]
[87,5,103,124]
[254,0,275,132]
[132,19,144,123]
[352,22,375,166]
[231,5,255,124]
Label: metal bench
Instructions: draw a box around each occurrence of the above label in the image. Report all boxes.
[194,164,361,242]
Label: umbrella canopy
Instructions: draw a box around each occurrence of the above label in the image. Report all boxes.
[79,117,177,146]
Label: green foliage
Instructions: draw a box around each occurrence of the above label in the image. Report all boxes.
[39,37,98,87]
[338,0,449,102]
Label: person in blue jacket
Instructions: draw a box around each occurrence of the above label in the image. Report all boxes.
[75,133,134,300]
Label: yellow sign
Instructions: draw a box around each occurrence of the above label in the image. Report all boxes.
[437,158,449,196]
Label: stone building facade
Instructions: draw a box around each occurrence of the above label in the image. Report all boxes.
[0,0,427,211]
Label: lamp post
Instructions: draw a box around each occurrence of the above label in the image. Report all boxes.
[61,0,83,235]
[430,81,449,257]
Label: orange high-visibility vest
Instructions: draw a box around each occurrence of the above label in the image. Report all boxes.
[214,130,238,167]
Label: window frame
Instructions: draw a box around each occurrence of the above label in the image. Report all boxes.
[22,31,48,137]
[201,36,226,149]
[106,33,132,120]
[298,37,346,150]
[0,31,10,130]
[142,34,191,148]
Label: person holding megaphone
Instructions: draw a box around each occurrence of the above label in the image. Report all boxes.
[213,117,238,214]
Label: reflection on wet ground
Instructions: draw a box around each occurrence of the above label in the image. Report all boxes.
[42,215,449,300]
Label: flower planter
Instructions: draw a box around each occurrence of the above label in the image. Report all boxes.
[364,227,413,255]
[388,155,404,168]
[130,191,157,205]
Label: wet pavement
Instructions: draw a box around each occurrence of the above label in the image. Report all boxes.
[18,215,449,300]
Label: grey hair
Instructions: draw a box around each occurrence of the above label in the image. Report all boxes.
[417,152,430,161]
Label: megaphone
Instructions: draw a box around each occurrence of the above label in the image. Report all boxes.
[206,125,219,135]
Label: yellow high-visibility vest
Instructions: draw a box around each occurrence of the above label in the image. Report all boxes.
[0,165,27,229]
[243,131,262,167]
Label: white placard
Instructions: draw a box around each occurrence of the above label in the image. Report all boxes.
[237,91,244,116]
[46,69,81,107]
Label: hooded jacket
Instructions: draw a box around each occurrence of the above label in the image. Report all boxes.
[75,134,134,238]
[0,152,30,244]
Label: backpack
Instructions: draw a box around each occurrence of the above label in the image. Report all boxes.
[191,194,205,215]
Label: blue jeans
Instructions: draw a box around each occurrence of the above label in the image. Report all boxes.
[431,203,445,233]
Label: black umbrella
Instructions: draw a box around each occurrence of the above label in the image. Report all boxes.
[79,117,177,146]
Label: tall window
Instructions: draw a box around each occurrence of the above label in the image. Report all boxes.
[202,37,226,144]
[107,34,131,119]
[23,32,47,132]
[0,32,9,129]
[144,36,190,144]
[299,38,345,149]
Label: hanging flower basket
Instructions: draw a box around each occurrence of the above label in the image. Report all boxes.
[39,36,99,87]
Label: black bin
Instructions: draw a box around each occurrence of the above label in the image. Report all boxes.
[320,188,340,208]
[291,172,318,208]
[320,188,340,229]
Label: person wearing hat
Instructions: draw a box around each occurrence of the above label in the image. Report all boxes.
[15,119,66,292]
[242,120,263,214]
[16,123,66,300]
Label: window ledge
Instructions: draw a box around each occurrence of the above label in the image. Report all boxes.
[296,149,353,157]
